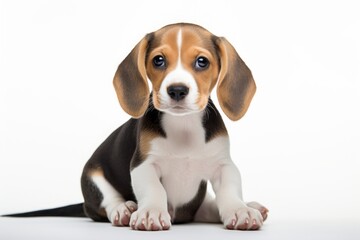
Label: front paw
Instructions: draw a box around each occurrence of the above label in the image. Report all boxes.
[221,206,263,230]
[130,207,171,231]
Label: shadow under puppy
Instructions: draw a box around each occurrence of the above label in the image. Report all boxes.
[6,23,269,231]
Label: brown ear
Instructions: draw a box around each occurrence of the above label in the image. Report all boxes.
[113,34,151,118]
[216,37,256,121]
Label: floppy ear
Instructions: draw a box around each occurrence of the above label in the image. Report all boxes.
[113,34,152,118]
[215,37,256,121]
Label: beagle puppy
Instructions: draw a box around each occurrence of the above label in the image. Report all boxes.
[6,23,268,231]
[81,23,268,230]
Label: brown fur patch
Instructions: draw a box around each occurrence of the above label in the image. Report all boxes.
[146,26,180,109]
[90,168,104,177]
[139,130,158,159]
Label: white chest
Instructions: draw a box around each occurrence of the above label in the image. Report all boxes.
[147,113,230,208]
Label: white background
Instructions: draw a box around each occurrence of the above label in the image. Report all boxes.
[1,0,359,228]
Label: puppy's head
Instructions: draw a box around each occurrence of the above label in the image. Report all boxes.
[113,23,256,121]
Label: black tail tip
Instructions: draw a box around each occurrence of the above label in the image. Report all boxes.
[2,203,86,218]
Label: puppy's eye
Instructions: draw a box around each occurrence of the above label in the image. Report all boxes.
[153,55,166,68]
[195,56,209,70]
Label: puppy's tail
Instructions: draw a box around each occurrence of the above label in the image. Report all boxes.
[2,203,86,218]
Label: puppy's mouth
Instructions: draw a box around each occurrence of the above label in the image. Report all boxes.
[161,105,197,116]
[167,105,191,114]
[155,103,202,116]
[171,105,187,110]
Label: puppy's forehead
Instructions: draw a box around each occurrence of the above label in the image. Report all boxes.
[150,24,216,52]
[180,25,215,49]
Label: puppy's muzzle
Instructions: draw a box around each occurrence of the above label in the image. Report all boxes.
[167,85,189,101]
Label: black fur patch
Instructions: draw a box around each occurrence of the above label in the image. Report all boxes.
[202,98,228,142]
[173,180,207,224]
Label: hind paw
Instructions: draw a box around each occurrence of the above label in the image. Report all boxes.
[246,201,269,221]
[108,201,138,226]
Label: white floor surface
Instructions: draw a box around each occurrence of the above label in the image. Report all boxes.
[1,217,359,240]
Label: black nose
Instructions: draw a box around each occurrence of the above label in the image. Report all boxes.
[167,85,189,101]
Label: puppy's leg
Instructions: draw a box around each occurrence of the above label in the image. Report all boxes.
[211,162,263,230]
[88,172,137,226]
[130,162,171,231]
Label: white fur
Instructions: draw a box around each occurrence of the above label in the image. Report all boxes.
[177,28,182,60]
[92,174,125,209]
